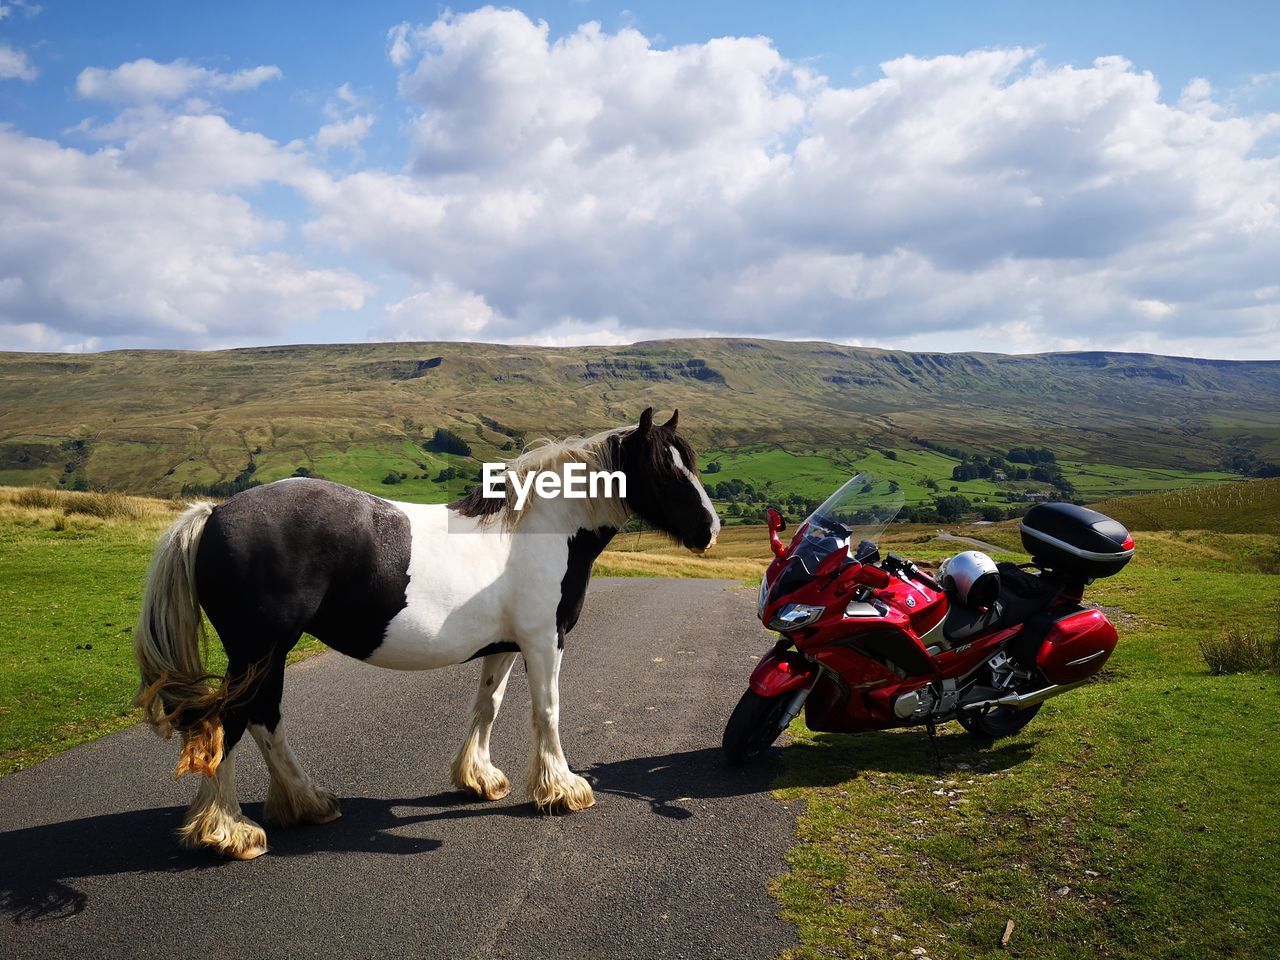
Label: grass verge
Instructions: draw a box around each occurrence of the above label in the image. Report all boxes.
[0,487,321,776]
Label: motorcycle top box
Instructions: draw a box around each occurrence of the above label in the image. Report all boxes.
[1019,502,1134,581]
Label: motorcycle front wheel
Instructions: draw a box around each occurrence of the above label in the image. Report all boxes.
[722,689,793,764]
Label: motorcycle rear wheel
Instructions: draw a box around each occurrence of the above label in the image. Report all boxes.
[956,702,1042,739]
[722,689,792,764]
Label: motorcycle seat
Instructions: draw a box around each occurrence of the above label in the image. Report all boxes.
[943,563,1063,645]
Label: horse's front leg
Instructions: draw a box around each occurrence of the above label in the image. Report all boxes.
[451,650,519,801]
[523,637,594,812]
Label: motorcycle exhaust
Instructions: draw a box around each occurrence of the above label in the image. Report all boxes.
[962,679,1087,712]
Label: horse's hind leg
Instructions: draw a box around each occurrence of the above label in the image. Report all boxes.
[177,673,267,860]
[246,652,341,827]
[451,651,519,801]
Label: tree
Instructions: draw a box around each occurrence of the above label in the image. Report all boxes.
[934,494,971,521]
[704,461,721,473]
[425,428,472,457]
[382,472,402,485]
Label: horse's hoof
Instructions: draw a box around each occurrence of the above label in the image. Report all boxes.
[304,790,342,824]
[477,769,510,801]
[226,837,268,861]
[531,773,595,813]
[180,806,268,859]
[264,784,342,826]
[453,761,510,801]
[226,819,268,859]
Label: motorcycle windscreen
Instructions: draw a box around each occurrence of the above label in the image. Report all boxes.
[805,473,904,546]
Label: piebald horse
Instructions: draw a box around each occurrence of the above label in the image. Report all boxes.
[134,409,718,859]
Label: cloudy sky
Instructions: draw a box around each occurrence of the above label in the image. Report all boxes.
[1,1,1278,358]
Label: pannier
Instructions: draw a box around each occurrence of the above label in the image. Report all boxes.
[1020,502,1134,580]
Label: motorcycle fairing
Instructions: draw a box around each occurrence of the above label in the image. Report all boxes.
[748,648,819,697]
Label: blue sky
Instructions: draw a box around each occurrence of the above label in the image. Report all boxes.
[1,1,1278,357]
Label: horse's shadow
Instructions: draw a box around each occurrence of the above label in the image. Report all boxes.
[0,793,461,924]
[0,731,1033,925]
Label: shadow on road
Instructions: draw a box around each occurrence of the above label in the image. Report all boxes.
[2,771,742,927]
[1,732,1034,926]
[0,794,460,925]
[584,746,796,819]
[582,731,1036,819]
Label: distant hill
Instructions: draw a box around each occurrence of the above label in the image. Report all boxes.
[0,339,1276,501]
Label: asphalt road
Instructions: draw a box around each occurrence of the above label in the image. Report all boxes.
[0,578,798,960]
[933,530,1002,553]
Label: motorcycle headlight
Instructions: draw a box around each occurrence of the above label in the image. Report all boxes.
[768,603,825,631]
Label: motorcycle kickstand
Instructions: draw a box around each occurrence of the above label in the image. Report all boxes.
[925,720,943,774]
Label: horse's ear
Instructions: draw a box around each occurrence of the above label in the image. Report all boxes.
[638,407,654,438]
[663,409,679,432]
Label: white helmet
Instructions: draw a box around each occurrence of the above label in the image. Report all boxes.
[938,550,1000,608]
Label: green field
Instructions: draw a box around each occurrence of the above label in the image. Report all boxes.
[703,444,1239,509]
[0,498,167,774]
[0,489,321,775]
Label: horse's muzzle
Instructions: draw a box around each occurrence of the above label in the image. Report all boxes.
[687,530,718,556]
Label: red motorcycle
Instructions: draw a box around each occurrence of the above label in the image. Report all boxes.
[722,474,1134,763]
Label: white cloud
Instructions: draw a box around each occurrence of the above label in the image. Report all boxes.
[376,281,504,340]
[299,9,1277,357]
[75,58,281,103]
[387,23,412,68]
[0,126,369,351]
[316,113,374,152]
[0,2,42,21]
[327,82,371,118]
[4,9,1280,357]
[0,42,36,80]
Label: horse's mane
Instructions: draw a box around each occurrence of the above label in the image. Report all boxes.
[448,427,630,529]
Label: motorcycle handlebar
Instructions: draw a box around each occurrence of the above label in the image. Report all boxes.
[884,553,943,592]
[911,566,943,592]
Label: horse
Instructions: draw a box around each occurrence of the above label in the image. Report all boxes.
[133,408,719,859]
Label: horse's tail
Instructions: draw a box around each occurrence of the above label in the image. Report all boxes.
[133,501,226,779]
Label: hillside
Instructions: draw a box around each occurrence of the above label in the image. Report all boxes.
[1098,476,1280,536]
[0,339,1276,502]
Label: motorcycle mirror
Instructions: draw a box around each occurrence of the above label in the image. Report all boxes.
[854,539,880,564]
[766,508,787,557]
[767,508,786,533]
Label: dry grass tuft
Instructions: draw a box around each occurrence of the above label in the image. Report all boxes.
[0,485,184,527]
[12,487,65,510]
[596,550,765,581]
[1200,616,1280,675]
[62,490,149,521]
